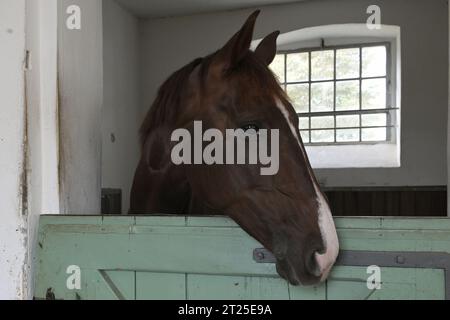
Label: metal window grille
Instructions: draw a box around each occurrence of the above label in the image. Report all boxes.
[272,42,396,146]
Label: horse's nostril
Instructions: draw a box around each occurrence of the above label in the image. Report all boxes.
[305,250,322,277]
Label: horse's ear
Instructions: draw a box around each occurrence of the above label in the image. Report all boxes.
[254,31,280,66]
[210,10,260,75]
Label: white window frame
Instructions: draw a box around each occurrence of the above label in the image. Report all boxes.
[276,42,395,146]
[253,24,402,168]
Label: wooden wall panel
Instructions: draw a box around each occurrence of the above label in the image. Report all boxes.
[324,187,447,217]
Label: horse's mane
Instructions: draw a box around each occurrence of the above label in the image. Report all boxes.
[139,52,288,148]
[139,57,205,147]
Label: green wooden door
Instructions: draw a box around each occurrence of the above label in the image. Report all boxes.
[34,216,450,300]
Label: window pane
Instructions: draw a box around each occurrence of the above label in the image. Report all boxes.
[361,113,387,127]
[286,52,309,82]
[336,115,360,128]
[311,116,334,129]
[270,54,285,82]
[362,46,386,77]
[311,130,334,143]
[300,131,310,143]
[336,48,360,79]
[336,80,359,111]
[311,50,334,81]
[362,128,386,141]
[287,84,309,113]
[299,117,309,130]
[362,78,386,109]
[311,82,334,112]
[336,129,359,142]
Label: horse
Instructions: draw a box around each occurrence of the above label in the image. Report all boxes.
[129,10,339,286]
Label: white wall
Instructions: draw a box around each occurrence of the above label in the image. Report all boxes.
[102,0,141,213]
[140,0,448,187]
[58,0,103,214]
[25,0,59,298]
[0,0,27,300]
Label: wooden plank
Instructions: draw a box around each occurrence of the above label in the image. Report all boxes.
[371,192,385,216]
[334,217,450,230]
[289,284,326,300]
[385,191,400,216]
[327,267,444,300]
[344,191,358,216]
[38,215,450,231]
[35,226,277,280]
[101,215,135,226]
[136,272,186,300]
[330,191,345,216]
[400,191,416,216]
[338,229,450,252]
[90,270,135,300]
[325,187,446,217]
[187,275,289,300]
[135,215,187,226]
[35,269,135,300]
[356,191,373,216]
[187,216,239,227]
[39,215,103,226]
[430,192,447,216]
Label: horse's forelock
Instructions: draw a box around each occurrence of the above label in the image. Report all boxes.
[232,53,289,102]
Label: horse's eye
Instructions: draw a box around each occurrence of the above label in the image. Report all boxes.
[241,124,260,132]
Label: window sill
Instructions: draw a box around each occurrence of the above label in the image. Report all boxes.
[305,143,400,169]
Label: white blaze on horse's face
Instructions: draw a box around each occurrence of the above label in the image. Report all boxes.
[313,184,340,281]
[275,98,340,282]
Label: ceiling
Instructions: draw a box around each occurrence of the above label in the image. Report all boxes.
[114,0,309,19]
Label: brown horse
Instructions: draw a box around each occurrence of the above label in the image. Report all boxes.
[130,10,339,286]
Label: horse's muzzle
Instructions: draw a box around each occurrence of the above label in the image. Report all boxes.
[275,245,327,286]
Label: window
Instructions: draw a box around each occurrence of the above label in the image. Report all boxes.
[270,43,395,145]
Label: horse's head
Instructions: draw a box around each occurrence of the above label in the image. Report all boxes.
[134,10,339,286]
